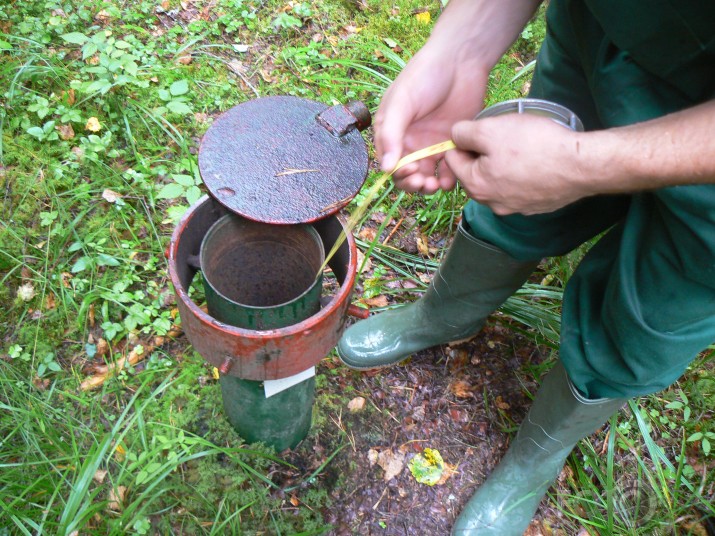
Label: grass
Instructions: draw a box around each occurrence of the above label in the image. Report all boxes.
[1,0,713,534]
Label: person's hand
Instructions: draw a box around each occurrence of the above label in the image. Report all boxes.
[444,114,593,215]
[374,45,489,194]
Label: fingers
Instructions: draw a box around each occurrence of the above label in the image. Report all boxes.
[374,97,415,173]
[392,157,458,195]
[443,149,474,185]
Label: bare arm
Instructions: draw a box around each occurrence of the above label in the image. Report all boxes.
[579,99,715,192]
[375,0,543,193]
[444,99,715,215]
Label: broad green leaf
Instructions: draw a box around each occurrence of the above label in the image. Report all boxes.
[0,40,11,50]
[82,42,98,60]
[86,79,113,94]
[185,185,202,205]
[169,79,189,96]
[123,60,138,76]
[156,182,186,199]
[26,126,45,139]
[688,432,704,442]
[61,32,90,45]
[166,100,192,115]
[165,204,189,222]
[172,173,195,187]
[71,256,92,273]
[96,253,121,267]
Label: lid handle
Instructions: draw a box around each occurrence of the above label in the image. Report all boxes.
[316,100,371,137]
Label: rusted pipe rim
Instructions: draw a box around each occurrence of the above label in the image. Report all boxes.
[168,195,357,339]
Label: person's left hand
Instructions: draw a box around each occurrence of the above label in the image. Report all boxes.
[445,113,595,215]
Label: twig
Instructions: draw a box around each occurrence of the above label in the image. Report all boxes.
[372,485,389,510]
[382,215,405,245]
[275,168,320,177]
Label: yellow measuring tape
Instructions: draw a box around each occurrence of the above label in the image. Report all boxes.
[318,139,456,276]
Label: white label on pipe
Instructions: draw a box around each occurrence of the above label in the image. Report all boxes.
[263,367,316,398]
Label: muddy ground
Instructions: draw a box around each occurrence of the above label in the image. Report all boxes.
[282,321,568,536]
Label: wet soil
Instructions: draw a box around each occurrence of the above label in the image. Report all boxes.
[284,320,560,536]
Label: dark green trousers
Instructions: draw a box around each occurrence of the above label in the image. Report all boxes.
[464,0,715,398]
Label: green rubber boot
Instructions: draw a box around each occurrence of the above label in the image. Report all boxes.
[452,361,626,535]
[337,221,538,369]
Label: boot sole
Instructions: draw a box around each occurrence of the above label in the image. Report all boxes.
[335,334,479,371]
[335,345,409,371]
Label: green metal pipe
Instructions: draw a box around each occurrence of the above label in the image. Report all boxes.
[200,214,324,450]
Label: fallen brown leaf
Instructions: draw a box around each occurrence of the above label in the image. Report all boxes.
[416,234,429,256]
[80,328,182,390]
[44,293,57,310]
[347,396,366,412]
[85,117,101,132]
[358,227,377,242]
[61,272,73,288]
[377,449,406,481]
[96,337,109,357]
[449,379,474,399]
[363,295,388,308]
[680,522,708,536]
[107,485,127,512]
[435,462,457,485]
[102,189,122,203]
[95,9,111,23]
[57,124,75,140]
[32,377,50,391]
[495,395,511,410]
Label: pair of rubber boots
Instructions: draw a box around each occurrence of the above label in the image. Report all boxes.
[337,222,625,535]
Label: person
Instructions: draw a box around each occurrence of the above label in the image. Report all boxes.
[336,0,715,534]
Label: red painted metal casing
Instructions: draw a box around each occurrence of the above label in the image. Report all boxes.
[168,196,357,381]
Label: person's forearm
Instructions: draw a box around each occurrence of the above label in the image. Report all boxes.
[578,100,715,193]
[425,0,543,72]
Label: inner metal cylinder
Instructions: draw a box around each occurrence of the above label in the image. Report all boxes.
[477,98,584,132]
[200,214,325,330]
[198,212,325,451]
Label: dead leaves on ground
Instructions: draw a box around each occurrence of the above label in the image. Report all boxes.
[80,327,182,391]
[368,448,406,482]
[347,396,366,412]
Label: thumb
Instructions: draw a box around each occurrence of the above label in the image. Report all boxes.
[450,120,487,153]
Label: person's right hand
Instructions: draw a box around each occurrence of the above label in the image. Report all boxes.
[374,45,490,194]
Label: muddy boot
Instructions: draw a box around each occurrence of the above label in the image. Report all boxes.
[337,221,538,369]
[451,361,627,535]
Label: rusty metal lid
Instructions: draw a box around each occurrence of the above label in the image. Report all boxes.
[198,96,371,225]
